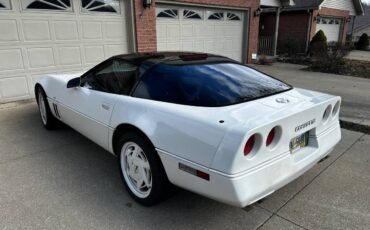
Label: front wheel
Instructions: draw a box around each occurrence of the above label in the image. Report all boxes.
[36,87,57,130]
[118,132,171,206]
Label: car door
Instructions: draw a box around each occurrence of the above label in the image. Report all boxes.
[59,59,138,151]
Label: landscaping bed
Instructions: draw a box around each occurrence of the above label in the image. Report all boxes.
[306,59,370,79]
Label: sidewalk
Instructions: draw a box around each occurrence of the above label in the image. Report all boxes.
[345,50,370,62]
[250,62,370,129]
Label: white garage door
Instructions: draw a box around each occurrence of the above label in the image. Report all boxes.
[0,0,130,103]
[316,17,342,42]
[156,5,246,62]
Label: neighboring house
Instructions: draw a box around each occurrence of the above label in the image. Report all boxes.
[350,4,370,42]
[258,0,364,55]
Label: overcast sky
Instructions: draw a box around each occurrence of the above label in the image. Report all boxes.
[362,0,370,5]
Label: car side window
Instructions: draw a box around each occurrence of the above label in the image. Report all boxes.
[82,59,138,95]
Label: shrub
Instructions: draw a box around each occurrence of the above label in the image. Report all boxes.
[309,30,328,56]
[310,43,351,74]
[311,30,327,43]
[355,33,369,50]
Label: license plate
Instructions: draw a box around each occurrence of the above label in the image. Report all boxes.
[290,132,309,153]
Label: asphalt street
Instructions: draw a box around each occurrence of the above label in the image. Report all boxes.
[0,101,369,229]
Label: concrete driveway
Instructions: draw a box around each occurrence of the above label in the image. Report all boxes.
[0,102,369,230]
[251,63,370,127]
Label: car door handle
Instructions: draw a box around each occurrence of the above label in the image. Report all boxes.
[101,103,110,111]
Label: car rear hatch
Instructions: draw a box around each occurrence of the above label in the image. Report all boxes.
[211,88,341,174]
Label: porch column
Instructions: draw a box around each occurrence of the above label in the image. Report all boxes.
[272,7,280,56]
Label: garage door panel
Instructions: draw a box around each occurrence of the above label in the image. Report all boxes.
[166,24,181,39]
[105,44,126,58]
[224,39,233,51]
[215,25,227,37]
[23,20,51,41]
[0,20,19,42]
[58,46,82,66]
[166,42,180,51]
[104,21,126,40]
[204,25,215,37]
[156,24,167,39]
[204,40,214,51]
[54,21,78,41]
[157,42,167,51]
[84,45,105,64]
[193,41,204,52]
[0,76,29,99]
[0,49,24,71]
[82,21,103,40]
[27,48,55,68]
[181,24,193,37]
[181,41,193,50]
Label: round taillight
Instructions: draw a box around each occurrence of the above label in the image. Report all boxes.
[266,128,275,146]
[244,135,255,156]
[332,101,340,117]
[323,105,332,123]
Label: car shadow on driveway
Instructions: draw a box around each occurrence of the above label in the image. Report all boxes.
[0,103,270,230]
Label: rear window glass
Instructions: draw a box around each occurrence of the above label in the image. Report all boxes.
[133,63,291,107]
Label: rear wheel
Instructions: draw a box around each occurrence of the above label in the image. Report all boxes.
[36,87,57,130]
[117,132,171,206]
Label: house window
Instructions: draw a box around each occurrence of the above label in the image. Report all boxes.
[156,9,178,18]
[321,19,327,24]
[183,9,202,19]
[208,12,224,20]
[0,0,11,10]
[329,19,335,24]
[81,0,120,13]
[23,0,72,11]
[316,18,321,24]
[334,19,340,25]
[227,12,241,21]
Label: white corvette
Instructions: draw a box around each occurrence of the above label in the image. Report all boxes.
[36,52,341,207]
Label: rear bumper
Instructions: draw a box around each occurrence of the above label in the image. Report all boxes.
[158,124,341,207]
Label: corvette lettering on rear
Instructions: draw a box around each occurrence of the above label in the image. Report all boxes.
[295,119,316,132]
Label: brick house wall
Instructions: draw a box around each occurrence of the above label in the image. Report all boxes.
[132,0,261,63]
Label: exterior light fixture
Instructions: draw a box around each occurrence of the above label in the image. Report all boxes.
[254,8,262,17]
[143,0,152,8]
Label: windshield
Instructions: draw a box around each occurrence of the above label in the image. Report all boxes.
[133,63,292,107]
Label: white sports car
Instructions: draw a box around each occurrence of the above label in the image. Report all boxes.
[36,52,341,207]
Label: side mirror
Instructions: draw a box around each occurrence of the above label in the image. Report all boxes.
[67,77,81,88]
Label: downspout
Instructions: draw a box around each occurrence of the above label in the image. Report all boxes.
[272,7,280,56]
[351,16,356,42]
[305,9,313,53]
[128,0,137,53]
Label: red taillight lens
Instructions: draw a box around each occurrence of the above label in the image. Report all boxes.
[244,135,255,156]
[266,128,275,146]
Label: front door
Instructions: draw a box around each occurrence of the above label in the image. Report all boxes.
[59,87,118,150]
[58,58,138,150]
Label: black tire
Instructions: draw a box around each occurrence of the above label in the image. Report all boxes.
[117,132,172,206]
[36,87,58,130]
